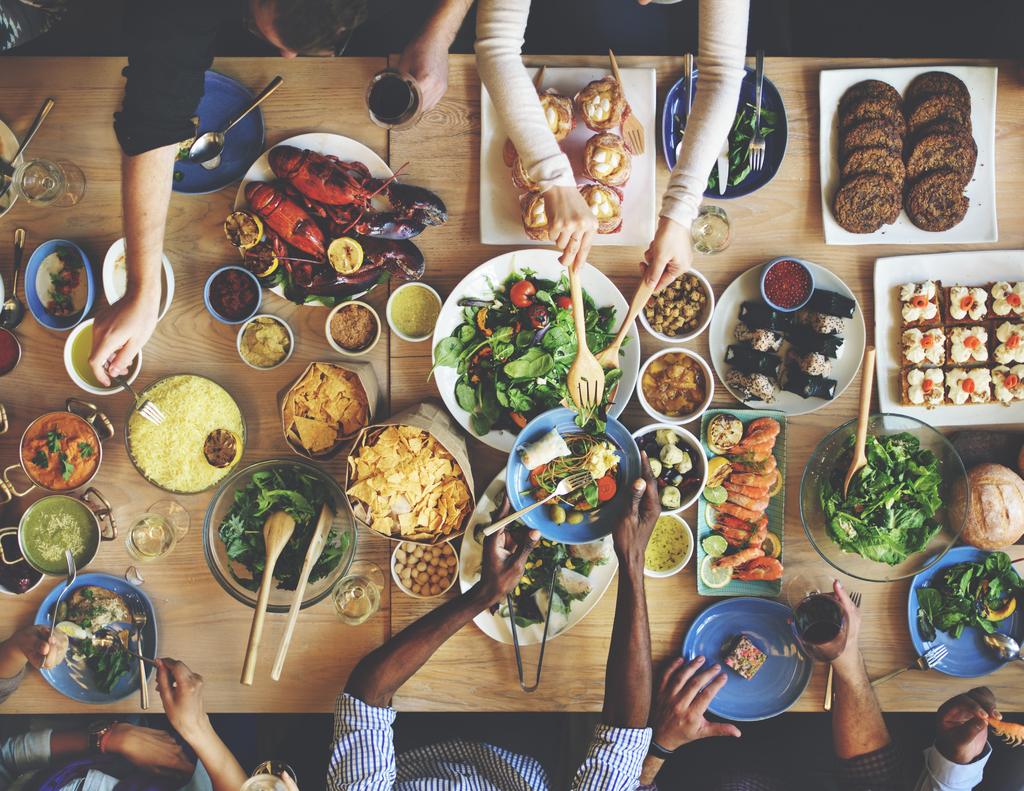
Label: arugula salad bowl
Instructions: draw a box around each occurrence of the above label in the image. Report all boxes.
[799,413,967,583]
[203,459,357,611]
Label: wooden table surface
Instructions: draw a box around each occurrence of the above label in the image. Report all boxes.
[0,55,1022,715]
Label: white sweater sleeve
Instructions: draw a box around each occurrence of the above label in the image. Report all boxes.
[475,0,576,192]
[660,0,750,228]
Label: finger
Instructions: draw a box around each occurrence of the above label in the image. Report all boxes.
[107,343,140,380]
[832,580,857,619]
[949,716,989,746]
[667,655,705,699]
[657,656,686,696]
[643,255,665,288]
[555,230,571,250]
[573,231,594,273]
[704,721,742,739]
[639,451,657,486]
[88,333,122,387]
[155,659,172,696]
[681,663,723,708]
[512,529,540,564]
[938,693,989,722]
[966,686,998,716]
[693,670,728,713]
[559,234,581,268]
[656,266,680,292]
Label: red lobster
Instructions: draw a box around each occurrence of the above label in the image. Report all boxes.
[268,145,447,240]
[245,182,325,258]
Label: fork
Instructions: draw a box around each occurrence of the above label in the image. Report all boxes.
[482,471,594,538]
[92,627,159,666]
[747,50,766,172]
[126,596,150,710]
[870,644,949,688]
[566,265,605,416]
[595,278,655,370]
[112,374,165,426]
[608,49,645,155]
[824,589,861,711]
[48,550,77,632]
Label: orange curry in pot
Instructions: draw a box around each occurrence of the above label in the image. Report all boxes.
[20,413,99,491]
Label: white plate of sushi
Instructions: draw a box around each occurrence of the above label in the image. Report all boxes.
[709,260,866,416]
[458,470,618,646]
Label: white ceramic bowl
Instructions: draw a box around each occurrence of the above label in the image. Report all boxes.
[643,513,694,578]
[387,282,441,343]
[636,347,715,425]
[325,300,382,357]
[390,540,459,599]
[236,314,295,371]
[63,318,142,396]
[101,238,175,321]
[631,423,708,512]
[638,269,716,344]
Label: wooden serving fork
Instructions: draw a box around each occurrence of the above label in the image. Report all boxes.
[608,50,645,155]
[566,264,605,415]
[596,277,655,369]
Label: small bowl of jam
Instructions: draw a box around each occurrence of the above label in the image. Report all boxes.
[0,527,43,595]
[760,257,814,313]
[204,266,262,324]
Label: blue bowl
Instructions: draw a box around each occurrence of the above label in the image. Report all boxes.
[759,256,815,313]
[505,407,641,543]
[661,65,788,199]
[25,239,94,331]
[907,546,1023,679]
[203,265,263,324]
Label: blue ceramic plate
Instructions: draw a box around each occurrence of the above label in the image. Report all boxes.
[35,573,157,704]
[682,597,811,721]
[506,407,640,543]
[908,546,1023,678]
[172,70,265,195]
[661,66,788,198]
[25,239,94,331]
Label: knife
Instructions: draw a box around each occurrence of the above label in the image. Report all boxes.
[0,98,55,183]
[682,53,694,123]
[716,137,729,195]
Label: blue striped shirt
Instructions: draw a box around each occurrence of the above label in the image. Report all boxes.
[329,694,652,790]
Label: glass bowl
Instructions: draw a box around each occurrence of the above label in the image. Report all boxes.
[799,413,967,583]
[202,458,357,611]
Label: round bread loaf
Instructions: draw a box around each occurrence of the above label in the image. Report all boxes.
[957,463,1024,550]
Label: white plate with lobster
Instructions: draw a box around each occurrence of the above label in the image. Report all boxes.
[234,132,396,307]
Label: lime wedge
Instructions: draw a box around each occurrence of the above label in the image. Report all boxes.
[705,502,719,527]
[702,535,729,558]
[703,485,727,505]
[700,555,733,589]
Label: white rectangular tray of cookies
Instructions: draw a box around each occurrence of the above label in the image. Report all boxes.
[875,250,1024,428]
[820,65,998,246]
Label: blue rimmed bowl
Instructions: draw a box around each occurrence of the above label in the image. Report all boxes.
[759,256,815,313]
[25,239,94,331]
[203,265,262,324]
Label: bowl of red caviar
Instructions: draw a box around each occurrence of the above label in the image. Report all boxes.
[204,266,262,325]
[759,257,814,313]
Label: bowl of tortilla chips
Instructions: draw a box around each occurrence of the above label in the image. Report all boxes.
[345,424,473,545]
[280,363,374,459]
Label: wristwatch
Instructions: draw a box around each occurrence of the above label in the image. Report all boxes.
[648,739,677,760]
[88,720,116,754]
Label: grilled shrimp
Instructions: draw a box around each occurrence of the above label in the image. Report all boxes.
[733,557,783,581]
[732,455,777,475]
[726,490,769,512]
[713,547,765,569]
[723,481,770,499]
[747,520,769,550]
[714,525,752,547]
[716,514,767,532]
[714,501,765,523]
[741,417,780,442]
[729,472,777,489]
[990,720,1024,748]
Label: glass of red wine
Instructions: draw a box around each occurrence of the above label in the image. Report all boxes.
[366,68,423,129]
[785,574,848,662]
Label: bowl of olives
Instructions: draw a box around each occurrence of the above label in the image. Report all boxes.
[632,425,707,513]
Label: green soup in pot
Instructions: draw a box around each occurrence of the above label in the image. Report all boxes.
[19,496,98,574]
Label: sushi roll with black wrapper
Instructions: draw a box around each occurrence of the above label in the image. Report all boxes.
[807,289,856,319]
[782,364,837,400]
[726,344,782,378]
[786,326,845,359]
[738,301,795,333]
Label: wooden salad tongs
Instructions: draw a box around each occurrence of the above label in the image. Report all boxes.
[596,276,655,369]
[842,346,876,498]
[241,511,296,686]
[271,503,335,681]
[566,263,605,414]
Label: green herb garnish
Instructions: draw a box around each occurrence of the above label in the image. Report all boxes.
[78,442,94,459]
[46,430,64,454]
[59,453,75,481]
[31,450,48,468]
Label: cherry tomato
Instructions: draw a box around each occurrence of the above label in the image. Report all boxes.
[510,279,537,308]
[529,464,546,488]
[525,303,550,329]
[555,295,572,310]
[596,475,617,502]
[510,412,529,429]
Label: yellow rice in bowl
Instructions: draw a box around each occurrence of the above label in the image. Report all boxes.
[127,375,245,493]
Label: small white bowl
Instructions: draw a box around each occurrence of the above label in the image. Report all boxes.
[643,513,694,579]
[390,540,459,599]
[631,423,708,512]
[325,300,382,357]
[638,269,716,344]
[101,238,175,321]
[637,347,715,426]
[236,314,295,371]
[63,318,142,396]
[386,282,442,343]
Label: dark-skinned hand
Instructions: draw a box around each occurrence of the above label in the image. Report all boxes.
[935,686,1000,764]
[612,451,661,568]
[475,495,539,608]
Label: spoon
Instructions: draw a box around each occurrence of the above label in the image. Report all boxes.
[0,228,26,329]
[189,76,283,169]
[0,98,55,190]
[984,633,1024,663]
[842,346,876,498]
[49,550,77,632]
[240,510,296,686]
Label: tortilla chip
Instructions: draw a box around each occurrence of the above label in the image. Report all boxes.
[283,364,370,455]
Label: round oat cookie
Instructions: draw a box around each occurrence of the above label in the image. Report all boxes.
[832,173,901,234]
[908,117,971,145]
[839,80,902,114]
[906,169,969,232]
[908,95,972,136]
[840,119,903,162]
[840,146,906,190]
[906,131,978,186]
[840,97,907,137]
[906,72,971,111]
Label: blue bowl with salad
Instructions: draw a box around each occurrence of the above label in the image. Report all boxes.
[661,65,788,198]
[506,407,641,544]
[799,413,968,583]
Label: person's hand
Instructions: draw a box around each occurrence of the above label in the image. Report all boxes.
[543,185,597,272]
[829,580,863,679]
[398,32,449,113]
[7,625,68,670]
[612,451,661,568]
[642,216,692,292]
[88,289,158,386]
[155,658,212,744]
[473,513,539,608]
[650,657,741,750]
[935,687,999,765]
[105,723,194,776]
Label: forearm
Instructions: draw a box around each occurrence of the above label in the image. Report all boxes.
[346,586,489,707]
[602,560,651,728]
[661,0,749,228]
[420,0,474,48]
[178,721,246,791]
[639,755,664,786]
[832,652,891,759]
[0,641,26,680]
[48,730,89,759]
[475,0,574,191]
[121,146,175,302]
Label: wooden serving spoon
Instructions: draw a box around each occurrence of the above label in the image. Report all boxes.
[842,346,876,499]
[596,277,654,369]
[241,511,296,686]
[566,264,605,414]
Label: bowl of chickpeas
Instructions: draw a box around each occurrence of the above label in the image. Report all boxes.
[640,270,715,344]
[391,540,459,598]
